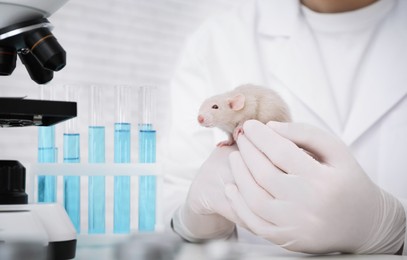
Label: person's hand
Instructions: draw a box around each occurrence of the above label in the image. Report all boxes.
[172,145,240,242]
[226,120,405,254]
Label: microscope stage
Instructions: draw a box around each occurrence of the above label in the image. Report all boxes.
[0,98,76,127]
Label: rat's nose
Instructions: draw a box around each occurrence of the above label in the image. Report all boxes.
[198,115,204,124]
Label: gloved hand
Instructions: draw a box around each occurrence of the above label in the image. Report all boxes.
[226,120,405,254]
[172,145,240,242]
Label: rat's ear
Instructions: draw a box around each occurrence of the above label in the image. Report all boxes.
[228,93,245,111]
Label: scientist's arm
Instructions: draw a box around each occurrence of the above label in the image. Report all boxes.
[172,146,240,242]
[227,120,405,254]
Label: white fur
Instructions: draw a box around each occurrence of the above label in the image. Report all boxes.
[197,84,291,135]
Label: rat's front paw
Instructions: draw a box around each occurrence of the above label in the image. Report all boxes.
[217,140,235,147]
[233,126,244,141]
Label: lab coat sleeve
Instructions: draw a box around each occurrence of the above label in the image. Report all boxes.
[161,24,221,228]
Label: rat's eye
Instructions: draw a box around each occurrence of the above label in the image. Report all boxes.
[212,105,219,109]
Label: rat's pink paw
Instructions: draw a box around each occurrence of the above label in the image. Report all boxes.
[233,126,244,141]
[217,140,235,147]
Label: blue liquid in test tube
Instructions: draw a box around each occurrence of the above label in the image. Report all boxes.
[114,122,131,233]
[38,126,57,202]
[63,85,81,233]
[64,133,81,233]
[138,86,157,232]
[88,85,106,234]
[138,123,156,231]
[88,126,105,234]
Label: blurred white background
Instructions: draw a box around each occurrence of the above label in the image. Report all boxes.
[0,0,247,165]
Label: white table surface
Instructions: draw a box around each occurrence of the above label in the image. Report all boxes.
[74,234,407,260]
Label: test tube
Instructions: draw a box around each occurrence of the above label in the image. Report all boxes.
[114,86,131,233]
[63,85,81,233]
[138,86,157,231]
[88,85,105,234]
[38,85,57,203]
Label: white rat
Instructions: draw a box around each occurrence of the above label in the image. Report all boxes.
[197,84,291,147]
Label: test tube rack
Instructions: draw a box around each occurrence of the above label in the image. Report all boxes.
[27,163,163,235]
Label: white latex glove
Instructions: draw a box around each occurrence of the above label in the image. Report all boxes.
[226,120,405,254]
[172,145,239,242]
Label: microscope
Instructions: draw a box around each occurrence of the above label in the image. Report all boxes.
[0,0,76,127]
[0,1,77,259]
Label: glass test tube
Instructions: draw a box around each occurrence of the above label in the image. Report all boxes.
[63,85,81,233]
[114,86,131,233]
[138,86,157,231]
[38,85,57,202]
[88,85,106,234]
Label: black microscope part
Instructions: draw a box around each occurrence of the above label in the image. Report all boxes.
[18,50,54,84]
[0,18,66,84]
[0,160,28,205]
[25,27,66,72]
[0,46,17,76]
[0,98,77,127]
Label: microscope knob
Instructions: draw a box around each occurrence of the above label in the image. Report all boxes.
[0,160,27,204]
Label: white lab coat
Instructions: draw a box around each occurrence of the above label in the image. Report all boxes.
[163,0,407,251]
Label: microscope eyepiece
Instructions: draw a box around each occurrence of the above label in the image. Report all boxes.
[0,46,17,75]
[25,27,66,72]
